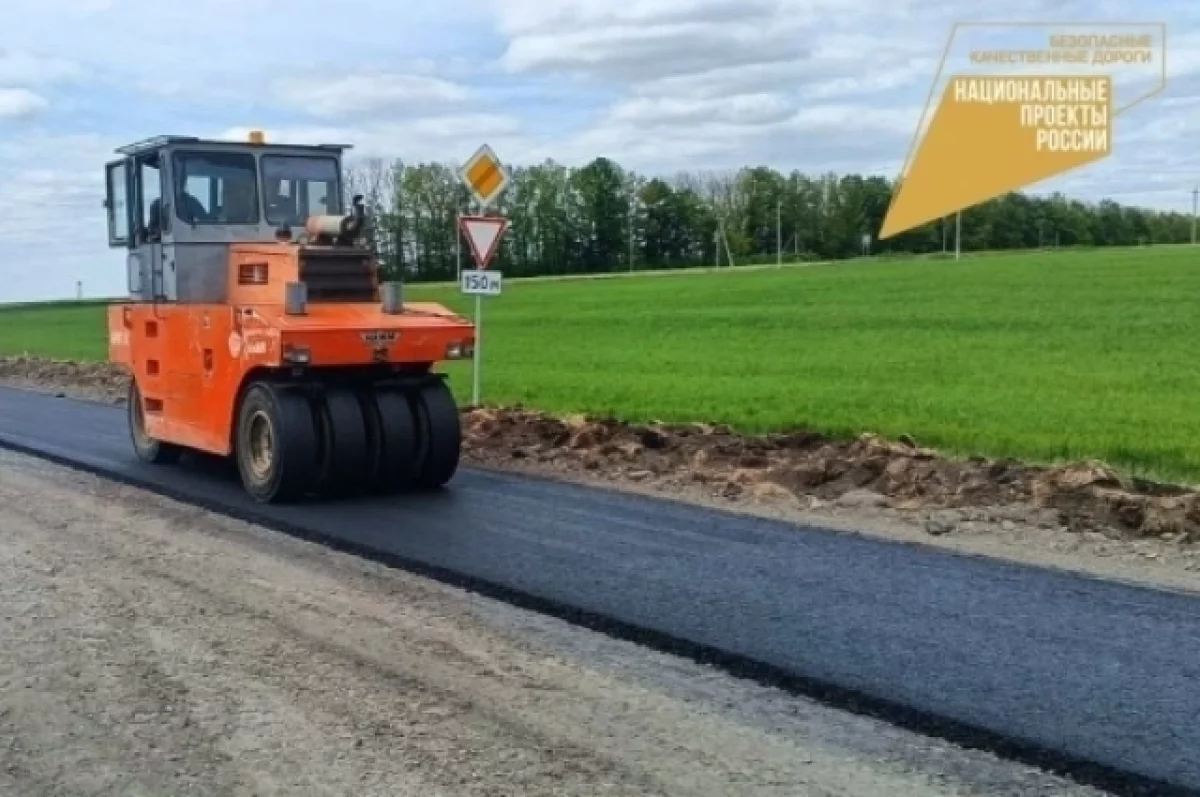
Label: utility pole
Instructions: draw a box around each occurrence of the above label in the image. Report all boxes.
[776,199,782,267]
[713,217,734,268]
[628,208,633,271]
[1192,186,1197,245]
[955,211,961,261]
[628,193,636,272]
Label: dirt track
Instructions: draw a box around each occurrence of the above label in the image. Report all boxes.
[0,449,1106,796]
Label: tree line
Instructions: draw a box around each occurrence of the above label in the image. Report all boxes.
[343,156,1195,282]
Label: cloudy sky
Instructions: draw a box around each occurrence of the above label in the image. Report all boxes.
[0,0,1195,302]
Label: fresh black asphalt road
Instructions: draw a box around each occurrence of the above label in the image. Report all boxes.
[1,385,1198,794]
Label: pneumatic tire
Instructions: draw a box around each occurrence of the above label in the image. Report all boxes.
[365,386,419,494]
[409,379,461,489]
[128,379,182,465]
[315,387,371,498]
[235,381,320,503]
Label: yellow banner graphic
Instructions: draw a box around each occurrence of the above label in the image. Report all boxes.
[880,76,1111,238]
[879,24,1166,240]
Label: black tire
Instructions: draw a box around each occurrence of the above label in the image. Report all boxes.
[314,387,371,498]
[127,379,182,465]
[409,379,461,489]
[235,381,320,503]
[365,387,419,494]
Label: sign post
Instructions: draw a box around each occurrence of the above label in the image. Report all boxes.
[457,144,511,406]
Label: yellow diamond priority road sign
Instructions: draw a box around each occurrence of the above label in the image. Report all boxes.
[459,144,510,210]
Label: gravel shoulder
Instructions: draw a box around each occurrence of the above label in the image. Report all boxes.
[0,449,1111,796]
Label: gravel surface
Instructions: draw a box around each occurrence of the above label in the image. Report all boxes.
[0,449,1108,797]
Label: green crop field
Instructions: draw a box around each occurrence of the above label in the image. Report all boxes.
[2,245,1199,482]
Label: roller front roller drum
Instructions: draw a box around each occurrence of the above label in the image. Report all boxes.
[229,377,463,503]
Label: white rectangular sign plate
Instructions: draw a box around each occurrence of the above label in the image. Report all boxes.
[460,268,502,296]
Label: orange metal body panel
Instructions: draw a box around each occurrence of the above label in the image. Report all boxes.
[108,242,474,457]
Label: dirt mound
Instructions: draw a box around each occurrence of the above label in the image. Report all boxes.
[461,407,1200,543]
[2,355,1197,543]
[0,355,130,405]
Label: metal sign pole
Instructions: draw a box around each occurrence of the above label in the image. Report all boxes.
[471,201,482,406]
[473,290,482,405]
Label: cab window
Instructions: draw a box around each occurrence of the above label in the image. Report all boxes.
[171,151,260,224]
[262,155,341,226]
[105,161,129,245]
[139,155,163,239]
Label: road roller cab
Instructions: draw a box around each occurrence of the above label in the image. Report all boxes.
[103,131,476,502]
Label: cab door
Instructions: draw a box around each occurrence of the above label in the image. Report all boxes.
[104,159,148,297]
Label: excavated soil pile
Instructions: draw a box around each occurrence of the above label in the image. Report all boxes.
[461,408,1200,543]
[2,355,1198,543]
[0,355,130,405]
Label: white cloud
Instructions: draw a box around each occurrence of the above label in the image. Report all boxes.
[0,89,48,118]
[220,113,525,161]
[273,73,471,118]
[1165,29,1200,79]
[788,104,919,135]
[493,0,1075,85]
[0,133,126,301]
[0,51,84,85]
[497,0,815,83]
[608,93,793,127]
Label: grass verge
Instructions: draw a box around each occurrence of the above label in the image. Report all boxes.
[1,244,1197,482]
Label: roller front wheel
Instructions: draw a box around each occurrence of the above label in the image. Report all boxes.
[128,379,182,465]
[235,382,320,503]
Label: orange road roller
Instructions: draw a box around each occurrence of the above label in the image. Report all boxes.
[103,131,476,502]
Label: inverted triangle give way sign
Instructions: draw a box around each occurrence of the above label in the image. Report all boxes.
[460,215,509,269]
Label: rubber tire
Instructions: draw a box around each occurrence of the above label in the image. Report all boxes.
[364,387,419,494]
[315,387,371,498]
[409,379,461,489]
[235,381,320,503]
[128,379,182,465]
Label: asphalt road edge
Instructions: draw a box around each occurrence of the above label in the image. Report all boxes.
[0,425,1192,797]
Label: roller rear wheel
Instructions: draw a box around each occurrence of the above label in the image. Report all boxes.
[235,381,320,503]
[128,379,182,465]
[315,387,371,498]
[409,379,461,489]
[363,386,419,494]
